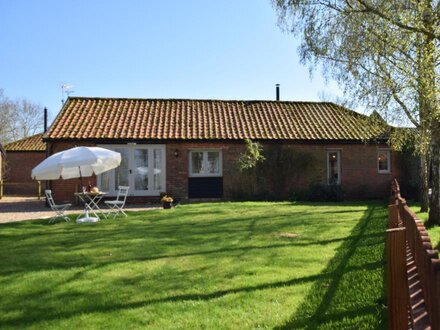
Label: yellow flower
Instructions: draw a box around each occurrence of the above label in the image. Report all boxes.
[161,195,173,203]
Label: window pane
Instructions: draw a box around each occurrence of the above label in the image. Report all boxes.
[207,152,220,174]
[191,152,203,174]
[100,170,110,192]
[378,151,389,171]
[153,149,162,190]
[328,151,339,185]
[134,149,149,190]
[115,148,129,189]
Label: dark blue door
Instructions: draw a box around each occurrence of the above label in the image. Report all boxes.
[188,177,223,198]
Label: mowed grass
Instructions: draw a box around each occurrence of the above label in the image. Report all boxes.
[411,205,440,249]
[0,201,388,329]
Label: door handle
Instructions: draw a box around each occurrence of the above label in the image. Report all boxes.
[129,169,132,174]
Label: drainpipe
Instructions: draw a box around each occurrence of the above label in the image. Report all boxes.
[44,107,48,132]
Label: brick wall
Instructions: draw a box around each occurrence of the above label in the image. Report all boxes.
[47,140,404,203]
[324,143,403,198]
[165,142,245,199]
[166,141,403,200]
[4,152,46,182]
[3,151,46,195]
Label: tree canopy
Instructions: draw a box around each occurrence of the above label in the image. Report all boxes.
[273,0,440,222]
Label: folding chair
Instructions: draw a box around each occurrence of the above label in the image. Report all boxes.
[45,190,72,223]
[105,186,129,218]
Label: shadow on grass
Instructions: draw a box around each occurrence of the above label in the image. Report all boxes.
[275,205,388,330]
[0,258,384,328]
[0,226,385,277]
[0,202,387,328]
[424,222,440,250]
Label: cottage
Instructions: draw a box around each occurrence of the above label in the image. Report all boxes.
[43,97,403,203]
[3,133,46,195]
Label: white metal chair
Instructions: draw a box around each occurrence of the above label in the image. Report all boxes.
[45,189,72,223]
[105,186,129,218]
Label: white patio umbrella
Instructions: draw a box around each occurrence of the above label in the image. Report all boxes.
[31,146,121,181]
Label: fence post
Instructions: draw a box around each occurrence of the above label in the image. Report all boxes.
[432,259,440,330]
[38,181,41,200]
[0,179,3,199]
[388,204,399,229]
[387,227,408,330]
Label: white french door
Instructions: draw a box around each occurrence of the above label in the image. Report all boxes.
[98,144,166,196]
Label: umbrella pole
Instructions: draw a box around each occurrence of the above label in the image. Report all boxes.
[78,166,90,218]
[79,167,84,191]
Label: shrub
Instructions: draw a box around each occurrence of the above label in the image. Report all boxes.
[308,183,344,202]
[232,146,320,200]
[237,139,265,171]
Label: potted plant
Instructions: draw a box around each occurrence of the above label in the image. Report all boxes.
[160,193,173,209]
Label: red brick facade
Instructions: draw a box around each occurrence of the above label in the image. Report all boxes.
[3,151,46,195]
[167,141,402,200]
[45,140,403,203]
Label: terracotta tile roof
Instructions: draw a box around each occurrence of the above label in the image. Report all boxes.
[4,133,46,151]
[46,97,386,141]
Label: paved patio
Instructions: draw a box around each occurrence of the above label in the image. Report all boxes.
[0,196,161,223]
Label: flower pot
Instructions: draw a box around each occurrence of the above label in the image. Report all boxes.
[163,202,172,209]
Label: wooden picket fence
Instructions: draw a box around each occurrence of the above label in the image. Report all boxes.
[388,179,440,329]
[0,180,42,199]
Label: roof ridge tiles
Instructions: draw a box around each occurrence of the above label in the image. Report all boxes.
[65,95,340,106]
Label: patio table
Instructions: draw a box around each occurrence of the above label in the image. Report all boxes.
[74,192,107,223]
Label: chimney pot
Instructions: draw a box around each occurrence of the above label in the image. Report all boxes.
[275,84,280,101]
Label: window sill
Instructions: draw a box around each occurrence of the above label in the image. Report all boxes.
[189,174,223,178]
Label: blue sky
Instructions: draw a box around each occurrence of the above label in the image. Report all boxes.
[0,0,342,123]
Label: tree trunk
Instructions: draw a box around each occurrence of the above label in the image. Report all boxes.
[422,0,438,224]
[429,141,440,224]
[420,152,429,212]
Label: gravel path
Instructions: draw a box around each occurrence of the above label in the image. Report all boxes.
[0,196,161,223]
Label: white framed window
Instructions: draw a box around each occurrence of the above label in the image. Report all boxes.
[97,144,166,196]
[377,149,391,173]
[189,150,222,177]
[327,150,341,185]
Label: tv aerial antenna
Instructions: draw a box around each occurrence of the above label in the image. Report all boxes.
[61,84,74,104]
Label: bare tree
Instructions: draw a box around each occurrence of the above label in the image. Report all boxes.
[0,89,44,144]
[11,99,45,141]
[0,90,16,144]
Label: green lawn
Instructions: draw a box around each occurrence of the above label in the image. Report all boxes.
[0,202,388,329]
[410,205,440,250]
